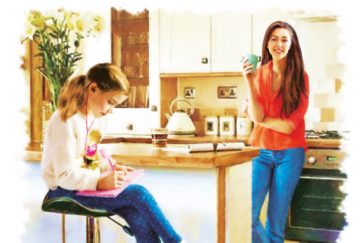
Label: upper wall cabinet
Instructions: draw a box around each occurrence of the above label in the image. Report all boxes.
[211,12,252,72]
[111,8,150,108]
[159,11,252,73]
[159,12,211,73]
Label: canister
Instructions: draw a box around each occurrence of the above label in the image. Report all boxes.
[236,117,252,136]
[204,116,219,136]
[219,116,236,136]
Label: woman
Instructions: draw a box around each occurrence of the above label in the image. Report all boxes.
[42,63,185,243]
[241,21,309,243]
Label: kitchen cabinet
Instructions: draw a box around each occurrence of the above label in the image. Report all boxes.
[159,10,301,74]
[107,9,161,134]
[159,12,211,73]
[159,11,252,73]
[111,8,149,108]
[211,12,252,72]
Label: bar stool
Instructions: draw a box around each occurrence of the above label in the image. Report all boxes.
[41,194,133,243]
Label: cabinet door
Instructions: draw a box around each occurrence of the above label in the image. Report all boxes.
[106,10,159,135]
[211,13,252,72]
[159,11,211,73]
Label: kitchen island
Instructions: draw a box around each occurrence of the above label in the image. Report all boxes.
[103,142,259,243]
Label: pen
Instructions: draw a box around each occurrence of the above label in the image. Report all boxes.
[99,148,115,171]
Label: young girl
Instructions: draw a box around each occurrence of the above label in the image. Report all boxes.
[41,63,184,243]
[241,21,309,243]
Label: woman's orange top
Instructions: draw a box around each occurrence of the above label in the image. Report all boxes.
[248,61,309,150]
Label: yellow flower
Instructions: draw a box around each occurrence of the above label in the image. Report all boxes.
[24,22,36,40]
[28,10,46,29]
[93,15,105,33]
[64,10,77,31]
[75,15,85,32]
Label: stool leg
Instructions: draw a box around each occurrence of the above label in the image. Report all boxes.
[86,216,100,243]
[61,214,66,243]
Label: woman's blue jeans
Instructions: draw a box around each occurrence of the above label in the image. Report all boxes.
[46,184,182,243]
[252,148,305,243]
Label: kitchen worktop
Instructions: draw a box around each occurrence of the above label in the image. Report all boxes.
[102,134,342,149]
[24,135,341,162]
[104,142,259,168]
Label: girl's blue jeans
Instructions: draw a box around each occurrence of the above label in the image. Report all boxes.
[252,148,305,243]
[46,184,182,243]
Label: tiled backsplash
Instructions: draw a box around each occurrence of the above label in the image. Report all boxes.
[306,61,345,131]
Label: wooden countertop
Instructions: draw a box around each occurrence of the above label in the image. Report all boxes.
[24,136,341,162]
[102,135,249,144]
[305,138,342,149]
[104,143,260,168]
[102,135,342,149]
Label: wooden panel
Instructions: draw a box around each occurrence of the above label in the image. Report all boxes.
[160,77,178,128]
[27,40,43,151]
[111,8,121,66]
[217,167,226,243]
[111,8,149,108]
[306,139,341,149]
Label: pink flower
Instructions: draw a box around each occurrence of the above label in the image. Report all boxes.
[86,143,97,157]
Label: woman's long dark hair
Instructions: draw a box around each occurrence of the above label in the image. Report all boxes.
[261,21,307,117]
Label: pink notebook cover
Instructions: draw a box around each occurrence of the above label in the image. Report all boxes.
[76,169,144,198]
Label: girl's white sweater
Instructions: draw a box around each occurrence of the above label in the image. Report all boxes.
[41,110,107,191]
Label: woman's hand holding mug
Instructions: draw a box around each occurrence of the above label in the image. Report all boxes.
[241,54,261,81]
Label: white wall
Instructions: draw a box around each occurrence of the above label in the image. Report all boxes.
[83,9,112,71]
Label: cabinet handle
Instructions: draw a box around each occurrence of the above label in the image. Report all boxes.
[126,123,133,131]
[201,57,208,64]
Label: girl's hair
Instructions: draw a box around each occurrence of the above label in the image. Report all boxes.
[58,63,130,121]
[261,21,307,117]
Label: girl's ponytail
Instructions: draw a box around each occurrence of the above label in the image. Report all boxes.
[57,63,130,121]
[58,75,88,121]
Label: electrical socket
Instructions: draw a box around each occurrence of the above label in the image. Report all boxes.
[217,86,237,99]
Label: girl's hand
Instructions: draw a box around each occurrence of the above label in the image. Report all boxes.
[97,170,126,190]
[114,162,134,174]
[241,57,256,80]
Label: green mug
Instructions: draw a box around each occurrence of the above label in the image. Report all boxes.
[244,54,261,70]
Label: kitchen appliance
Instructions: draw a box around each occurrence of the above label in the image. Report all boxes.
[305,130,343,139]
[285,130,347,243]
[165,98,196,135]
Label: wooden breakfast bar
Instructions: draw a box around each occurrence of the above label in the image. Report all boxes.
[103,143,260,243]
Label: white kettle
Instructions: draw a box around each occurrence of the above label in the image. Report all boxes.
[165,98,196,135]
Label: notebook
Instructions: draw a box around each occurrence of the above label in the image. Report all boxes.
[163,142,245,153]
[76,169,144,198]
